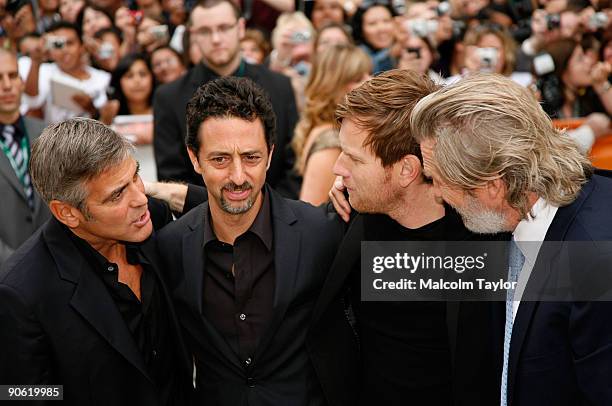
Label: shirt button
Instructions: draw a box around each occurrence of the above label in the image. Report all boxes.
[239,313,246,321]
[107,265,115,272]
[245,357,252,366]
[152,349,158,358]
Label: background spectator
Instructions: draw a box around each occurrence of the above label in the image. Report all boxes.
[101,53,155,144]
[292,44,370,205]
[91,26,122,72]
[240,28,271,64]
[306,0,346,30]
[314,22,353,53]
[351,1,396,73]
[150,44,186,83]
[23,21,110,123]
[58,0,83,22]
[537,37,612,118]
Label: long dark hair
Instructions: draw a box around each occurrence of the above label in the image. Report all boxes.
[351,1,396,50]
[109,53,156,115]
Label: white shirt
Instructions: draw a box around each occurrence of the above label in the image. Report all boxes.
[22,63,110,124]
[511,197,559,322]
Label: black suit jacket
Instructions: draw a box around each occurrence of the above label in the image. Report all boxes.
[309,211,505,406]
[0,200,192,406]
[153,62,299,197]
[507,171,612,406]
[156,185,345,406]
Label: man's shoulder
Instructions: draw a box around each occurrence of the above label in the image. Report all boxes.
[271,192,343,232]
[0,227,53,298]
[246,63,291,89]
[155,67,197,99]
[158,202,204,239]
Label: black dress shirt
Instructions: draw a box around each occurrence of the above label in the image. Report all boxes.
[202,190,275,365]
[66,228,181,405]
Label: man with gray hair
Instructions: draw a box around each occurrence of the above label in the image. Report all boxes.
[0,118,192,405]
[410,73,612,406]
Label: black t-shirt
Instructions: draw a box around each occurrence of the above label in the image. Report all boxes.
[350,208,472,406]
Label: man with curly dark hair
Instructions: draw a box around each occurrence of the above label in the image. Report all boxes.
[156,76,349,406]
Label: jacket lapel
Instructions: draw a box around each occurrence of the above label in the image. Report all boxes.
[0,147,26,200]
[42,219,152,382]
[507,179,595,405]
[255,187,301,360]
[309,215,362,329]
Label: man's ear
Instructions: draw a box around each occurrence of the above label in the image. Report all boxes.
[397,154,422,188]
[485,177,506,203]
[187,147,203,175]
[266,144,274,170]
[49,200,84,229]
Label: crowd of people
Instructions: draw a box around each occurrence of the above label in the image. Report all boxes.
[1,0,612,404]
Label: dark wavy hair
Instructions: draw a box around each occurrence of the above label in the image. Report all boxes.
[109,53,155,116]
[185,77,276,154]
[351,2,396,50]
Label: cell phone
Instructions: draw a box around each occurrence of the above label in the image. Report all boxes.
[545,13,561,30]
[149,25,169,41]
[46,36,66,50]
[406,47,421,59]
[476,47,498,71]
[291,31,312,44]
[98,42,115,59]
[589,12,609,30]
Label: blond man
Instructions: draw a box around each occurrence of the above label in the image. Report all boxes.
[410,73,612,406]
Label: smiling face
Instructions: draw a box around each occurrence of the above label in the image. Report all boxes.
[120,59,153,105]
[333,118,399,213]
[187,116,272,215]
[311,0,344,29]
[74,157,152,244]
[362,5,394,50]
[47,27,84,73]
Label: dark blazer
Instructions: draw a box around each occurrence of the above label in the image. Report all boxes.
[156,185,345,406]
[0,116,50,265]
[0,200,192,406]
[507,171,612,406]
[309,212,505,406]
[153,62,299,196]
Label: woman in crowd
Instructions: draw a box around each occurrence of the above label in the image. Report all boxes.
[59,0,84,23]
[292,44,371,205]
[150,45,186,83]
[90,27,122,72]
[454,23,532,86]
[101,53,156,144]
[307,0,345,30]
[269,11,316,111]
[76,4,114,48]
[240,29,271,64]
[314,22,352,53]
[538,37,612,118]
[396,34,443,83]
[351,1,396,73]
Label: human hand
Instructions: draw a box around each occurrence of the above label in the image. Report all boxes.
[329,176,351,222]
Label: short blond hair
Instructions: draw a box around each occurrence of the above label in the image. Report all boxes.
[410,73,592,218]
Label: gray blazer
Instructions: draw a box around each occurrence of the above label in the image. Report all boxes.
[0,116,50,265]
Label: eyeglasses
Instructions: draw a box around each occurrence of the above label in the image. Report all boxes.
[191,21,238,39]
